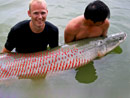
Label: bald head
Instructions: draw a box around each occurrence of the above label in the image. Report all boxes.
[29,0,47,11]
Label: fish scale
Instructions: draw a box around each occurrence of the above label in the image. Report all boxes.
[0,32,127,80]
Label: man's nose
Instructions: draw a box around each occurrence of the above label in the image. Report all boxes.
[38,14,42,18]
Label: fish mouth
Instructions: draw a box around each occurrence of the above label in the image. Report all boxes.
[120,32,127,42]
[113,32,127,43]
[124,32,127,40]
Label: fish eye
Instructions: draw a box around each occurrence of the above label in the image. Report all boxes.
[119,37,122,40]
[99,40,103,43]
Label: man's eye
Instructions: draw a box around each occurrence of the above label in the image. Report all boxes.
[41,12,46,15]
[34,12,39,15]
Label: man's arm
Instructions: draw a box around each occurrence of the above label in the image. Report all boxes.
[64,23,77,43]
[49,27,59,49]
[1,47,11,53]
[1,27,16,53]
[64,30,75,43]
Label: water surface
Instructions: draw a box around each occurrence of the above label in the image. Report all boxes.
[0,0,130,98]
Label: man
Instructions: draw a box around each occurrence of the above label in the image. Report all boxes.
[64,0,110,43]
[1,0,59,53]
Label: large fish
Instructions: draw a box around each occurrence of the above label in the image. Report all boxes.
[0,32,127,80]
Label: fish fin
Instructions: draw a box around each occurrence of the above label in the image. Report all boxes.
[97,51,106,57]
[18,74,47,79]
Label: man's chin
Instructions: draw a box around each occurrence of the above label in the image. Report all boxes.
[37,25,44,28]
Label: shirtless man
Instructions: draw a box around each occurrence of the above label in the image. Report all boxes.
[64,0,110,43]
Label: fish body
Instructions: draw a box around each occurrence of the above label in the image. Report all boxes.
[0,32,127,80]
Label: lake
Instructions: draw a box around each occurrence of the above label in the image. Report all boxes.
[0,0,130,98]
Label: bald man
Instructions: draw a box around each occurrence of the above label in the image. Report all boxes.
[2,0,59,53]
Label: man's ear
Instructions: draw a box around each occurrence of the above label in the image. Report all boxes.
[46,9,48,15]
[28,10,31,17]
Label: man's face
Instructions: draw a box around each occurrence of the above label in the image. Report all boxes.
[93,21,104,26]
[28,1,48,29]
[86,19,104,26]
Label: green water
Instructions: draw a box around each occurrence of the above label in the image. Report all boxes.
[0,0,130,98]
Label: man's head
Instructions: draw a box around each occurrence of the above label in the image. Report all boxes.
[28,0,48,29]
[84,0,110,23]
[29,0,47,12]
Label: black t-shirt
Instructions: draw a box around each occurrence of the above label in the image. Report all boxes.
[5,20,59,53]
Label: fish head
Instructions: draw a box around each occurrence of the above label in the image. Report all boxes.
[105,32,127,52]
[107,32,127,43]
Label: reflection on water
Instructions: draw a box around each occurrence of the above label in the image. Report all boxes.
[75,46,122,84]
[109,46,122,54]
[75,62,98,84]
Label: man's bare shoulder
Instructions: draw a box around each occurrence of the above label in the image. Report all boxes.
[101,19,110,36]
[69,15,84,24]
[102,19,110,31]
[66,15,84,30]
[103,19,110,27]
[100,18,110,30]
